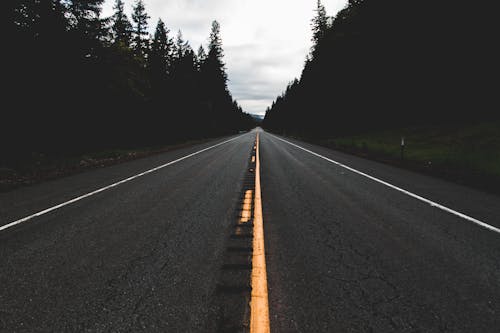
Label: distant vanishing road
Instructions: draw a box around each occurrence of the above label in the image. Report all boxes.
[1,129,499,332]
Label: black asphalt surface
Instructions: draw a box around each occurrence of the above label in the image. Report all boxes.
[260,132,500,332]
[1,129,499,332]
[0,133,255,331]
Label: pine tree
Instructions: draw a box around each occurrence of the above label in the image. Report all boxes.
[131,0,149,58]
[196,45,207,70]
[67,0,104,39]
[149,19,171,76]
[200,20,240,133]
[311,0,328,54]
[111,0,132,47]
[183,45,196,71]
[206,20,227,85]
[175,30,186,59]
[64,0,106,60]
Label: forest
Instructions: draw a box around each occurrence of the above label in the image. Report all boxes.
[4,0,254,166]
[263,0,498,138]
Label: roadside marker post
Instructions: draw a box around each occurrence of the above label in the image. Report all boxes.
[401,136,405,160]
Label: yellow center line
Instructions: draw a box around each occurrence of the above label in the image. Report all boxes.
[250,132,270,333]
[240,189,253,223]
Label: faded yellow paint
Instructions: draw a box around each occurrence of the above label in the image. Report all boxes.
[240,190,253,223]
[250,133,270,333]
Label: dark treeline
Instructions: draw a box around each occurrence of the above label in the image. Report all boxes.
[4,0,254,165]
[264,0,498,138]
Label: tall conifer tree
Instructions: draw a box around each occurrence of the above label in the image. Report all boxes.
[131,0,149,58]
[111,0,132,47]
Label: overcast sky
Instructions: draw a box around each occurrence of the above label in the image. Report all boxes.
[102,0,348,116]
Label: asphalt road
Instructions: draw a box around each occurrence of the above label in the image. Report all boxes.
[0,133,255,331]
[260,133,500,332]
[1,129,499,332]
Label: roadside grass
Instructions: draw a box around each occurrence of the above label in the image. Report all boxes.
[0,137,219,192]
[324,121,500,193]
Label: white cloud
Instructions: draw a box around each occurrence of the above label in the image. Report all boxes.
[102,0,348,115]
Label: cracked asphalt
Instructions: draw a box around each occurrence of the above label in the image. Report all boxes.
[260,133,500,332]
[1,129,499,332]
[0,133,254,332]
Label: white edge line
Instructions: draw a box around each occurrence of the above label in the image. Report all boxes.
[0,134,245,232]
[269,133,500,235]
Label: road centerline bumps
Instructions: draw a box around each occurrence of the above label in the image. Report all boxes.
[213,133,270,333]
[213,137,257,332]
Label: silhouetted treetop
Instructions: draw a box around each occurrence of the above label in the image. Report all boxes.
[131,0,149,58]
[206,20,228,86]
[311,0,329,54]
[197,45,207,70]
[112,0,132,47]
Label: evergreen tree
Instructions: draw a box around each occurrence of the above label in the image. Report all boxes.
[196,45,207,70]
[311,0,328,54]
[206,20,227,84]
[66,0,105,39]
[183,45,197,73]
[199,20,243,134]
[149,19,171,75]
[131,0,149,58]
[175,30,187,59]
[111,0,132,47]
